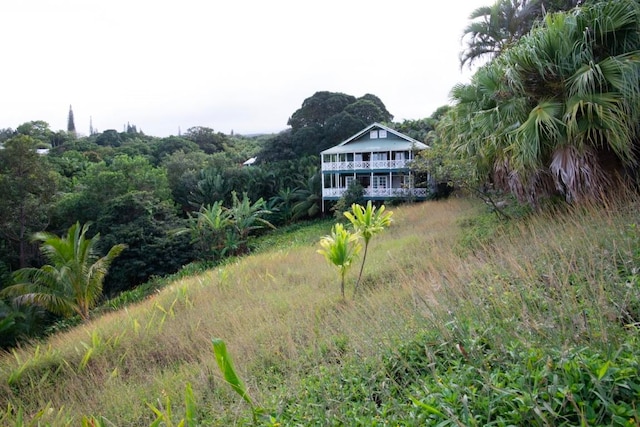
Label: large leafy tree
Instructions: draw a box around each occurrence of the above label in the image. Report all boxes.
[184,126,229,154]
[280,91,394,157]
[288,91,357,131]
[96,191,194,294]
[444,0,640,205]
[53,154,171,227]
[15,121,54,146]
[1,222,125,321]
[0,135,58,268]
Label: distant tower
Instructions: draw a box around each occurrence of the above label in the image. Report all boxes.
[67,105,76,136]
[89,116,94,135]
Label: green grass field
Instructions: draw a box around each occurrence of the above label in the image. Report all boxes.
[1,197,638,426]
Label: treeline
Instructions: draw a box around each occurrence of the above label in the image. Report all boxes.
[0,91,437,347]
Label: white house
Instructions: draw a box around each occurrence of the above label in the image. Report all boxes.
[320,122,429,211]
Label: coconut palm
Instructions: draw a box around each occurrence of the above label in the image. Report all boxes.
[460,0,540,68]
[2,222,126,321]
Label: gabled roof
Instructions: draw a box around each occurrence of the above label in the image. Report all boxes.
[321,122,428,155]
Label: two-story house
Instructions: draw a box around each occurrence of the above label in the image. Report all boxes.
[320,122,429,211]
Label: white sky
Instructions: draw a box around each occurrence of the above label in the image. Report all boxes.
[0,0,488,137]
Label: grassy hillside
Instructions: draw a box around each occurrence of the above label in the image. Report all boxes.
[0,197,638,425]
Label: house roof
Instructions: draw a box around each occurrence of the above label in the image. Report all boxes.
[320,122,428,155]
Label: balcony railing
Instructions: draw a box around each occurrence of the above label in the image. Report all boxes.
[323,187,427,198]
[321,159,409,171]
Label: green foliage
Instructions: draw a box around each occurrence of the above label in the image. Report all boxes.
[0,300,47,349]
[146,382,198,427]
[277,331,640,426]
[53,154,171,227]
[179,201,234,260]
[391,332,640,426]
[344,201,393,296]
[228,191,275,254]
[95,129,122,147]
[331,181,365,219]
[161,149,210,212]
[318,223,362,299]
[279,91,393,157]
[392,117,436,142]
[0,135,58,268]
[460,0,541,68]
[15,121,54,145]
[178,192,275,261]
[1,222,125,321]
[268,187,304,225]
[184,126,228,154]
[447,0,640,205]
[291,169,322,221]
[96,191,195,295]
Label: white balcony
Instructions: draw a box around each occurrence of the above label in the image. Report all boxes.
[321,159,409,171]
[322,187,427,198]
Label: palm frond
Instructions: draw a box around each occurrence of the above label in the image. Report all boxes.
[511,100,565,171]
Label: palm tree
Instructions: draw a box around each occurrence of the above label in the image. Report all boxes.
[460,0,540,68]
[292,170,322,220]
[448,0,640,205]
[270,187,304,225]
[2,222,126,321]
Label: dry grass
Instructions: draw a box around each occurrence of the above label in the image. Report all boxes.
[0,196,637,425]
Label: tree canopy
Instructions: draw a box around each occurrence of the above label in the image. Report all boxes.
[264,91,394,159]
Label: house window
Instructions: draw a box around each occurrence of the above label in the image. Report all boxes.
[345,176,355,188]
[379,130,387,138]
[370,130,378,139]
[372,152,388,161]
[372,176,388,189]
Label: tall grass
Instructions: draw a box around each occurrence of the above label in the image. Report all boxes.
[0,196,638,425]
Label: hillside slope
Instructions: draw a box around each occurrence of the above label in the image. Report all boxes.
[1,197,638,426]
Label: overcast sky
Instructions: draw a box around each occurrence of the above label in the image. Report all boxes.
[1,1,489,137]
